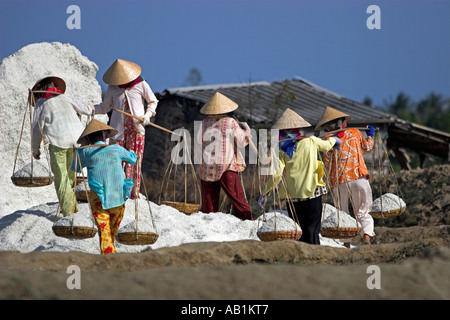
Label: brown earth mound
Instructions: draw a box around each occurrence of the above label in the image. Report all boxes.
[0,165,449,300]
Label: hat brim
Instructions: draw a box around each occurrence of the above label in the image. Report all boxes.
[77,119,118,144]
[29,76,66,106]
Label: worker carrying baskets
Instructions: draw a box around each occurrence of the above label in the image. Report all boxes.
[29,76,93,216]
[316,106,376,246]
[90,58,159,200]
[197,92,253,221]
[258,108,339,244]
[74,119,137,254]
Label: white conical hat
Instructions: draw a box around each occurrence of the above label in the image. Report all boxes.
[272,108,311,130]
[315,106,351,131]
[200,92,239,115]
[102,58,142,85]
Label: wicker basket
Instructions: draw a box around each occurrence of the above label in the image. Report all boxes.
[160,201,200,215]
[52,225,97,239]
[11,176,54,187]
[370,206,406,218]
[257,230,302,242]
[117,232,159,245]
[320,227,361,239]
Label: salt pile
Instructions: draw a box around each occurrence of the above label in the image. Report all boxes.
[0,42,107,214]
[53,204,96,228]
[257,211,301,232]
[371,193,406,213]
[12,161,53,178]
[321,204,360,228]
[119,218,157,233]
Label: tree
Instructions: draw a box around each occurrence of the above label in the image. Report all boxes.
[183,67,202,87]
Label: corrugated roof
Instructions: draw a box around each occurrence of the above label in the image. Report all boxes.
[159,78,395,126]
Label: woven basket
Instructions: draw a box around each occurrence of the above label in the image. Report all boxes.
[370,206,406,218]
[160,201,200,215]
[52,225,97,239]
[11,176,54,187]
[257,230,302,242]
[117,232,159,245]
[320,227,361,239]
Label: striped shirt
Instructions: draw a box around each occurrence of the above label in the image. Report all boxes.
[75,142,137,209]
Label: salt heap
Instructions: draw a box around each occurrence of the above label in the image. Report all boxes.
[321,204,360,228]
[12,161,53,178]
[371,193,406,213]
[53,203,96,228]
[0,42,106,214]
[257,211,300,232]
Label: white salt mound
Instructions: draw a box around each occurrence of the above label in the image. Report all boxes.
[119,219,157,233]
[0,41,107,214]
[53,206,96,228]
[257,211,301,232]
[321,204,360,228]
[371,193,406,212]
[12,161,53,178]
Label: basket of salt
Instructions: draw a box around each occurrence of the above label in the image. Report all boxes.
[117,219,159,245]
[74,181,90,202]
[257,212,302,242]
[11,161,54,187]
[321,204,361,239]
[370,193,406,218]
[160,200,200,215]
[52,209,97,239]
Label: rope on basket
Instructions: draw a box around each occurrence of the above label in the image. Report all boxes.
[372,130,405,218]
[12,91,53,185]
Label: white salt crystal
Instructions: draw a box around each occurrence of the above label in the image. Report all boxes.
[12,161,53,178]
[371,193,406,213]
[321,204,360,228]
[53,205,96,228]
[257,211,301,232]
[119,219,157,233]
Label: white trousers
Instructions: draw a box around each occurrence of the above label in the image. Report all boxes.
[332,178,375,237]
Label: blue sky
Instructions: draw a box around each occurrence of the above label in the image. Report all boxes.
[0,0,449,107]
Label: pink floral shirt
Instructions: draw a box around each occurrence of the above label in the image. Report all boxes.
[198,116,251,182]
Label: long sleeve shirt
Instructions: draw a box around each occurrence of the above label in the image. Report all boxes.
[32,94,92,151]
[323,128,374,187]
[263,136,336,199]
[93,81,158,141]
[75,142,137,209]
[197,116,251,182]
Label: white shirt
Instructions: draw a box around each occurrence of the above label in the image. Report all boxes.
[32,94,92,151]
[93,81,158,141]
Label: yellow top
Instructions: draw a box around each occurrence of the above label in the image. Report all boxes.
[263,136,336,199]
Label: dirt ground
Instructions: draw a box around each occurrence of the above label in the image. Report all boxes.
[1,165,449,302]
[0,225,449,301]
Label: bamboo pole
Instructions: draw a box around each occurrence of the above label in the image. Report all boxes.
[112,108,181,136]
[278,126,370,143]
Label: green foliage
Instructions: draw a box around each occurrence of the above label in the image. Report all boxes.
[380,92,450,133]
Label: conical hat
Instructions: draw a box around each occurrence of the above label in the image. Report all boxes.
[314,106,351,131]
[29,76,66,106]
[102,59,142,85]
[77,119,118,144]
[200,92,239,115]
[272,108,311,130]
